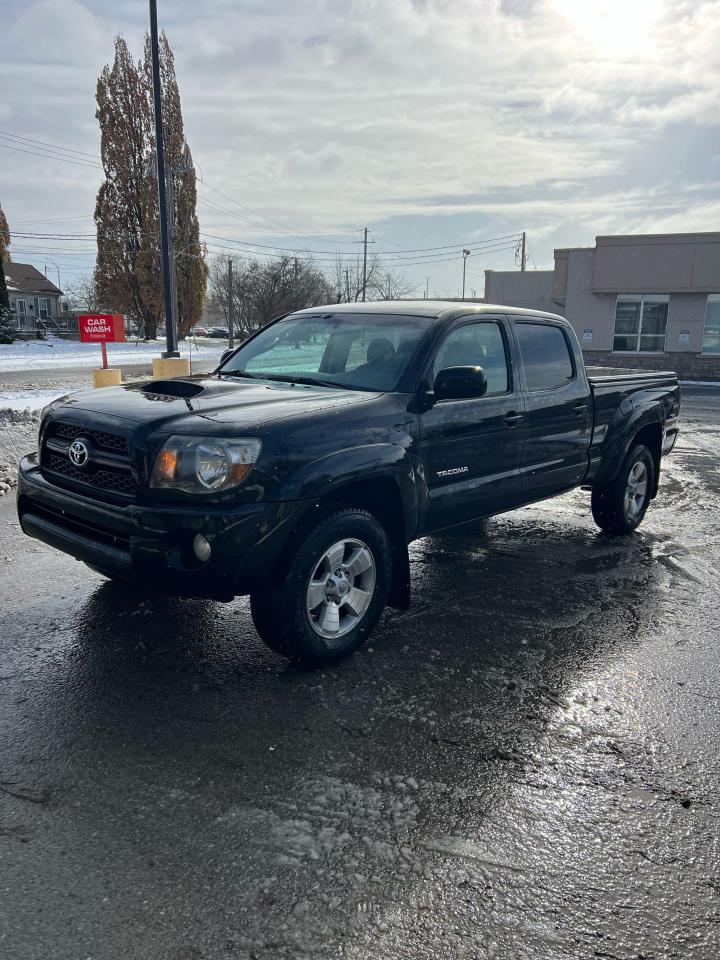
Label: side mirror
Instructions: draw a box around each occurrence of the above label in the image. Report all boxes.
[433,365,488,401]
[219,348,235,366]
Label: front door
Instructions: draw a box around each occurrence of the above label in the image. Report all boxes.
[419,318,526,532]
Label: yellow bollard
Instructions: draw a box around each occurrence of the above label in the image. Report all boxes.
[92,368,122,389]
[152,357,191,379]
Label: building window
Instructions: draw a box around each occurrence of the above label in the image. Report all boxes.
[38,297,50,319]
[702,295,720,354]
[613,294,669,353]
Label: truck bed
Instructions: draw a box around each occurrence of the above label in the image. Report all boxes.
[586,365,678,387]
[584,365,680,483]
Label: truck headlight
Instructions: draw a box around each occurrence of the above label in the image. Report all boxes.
[150,436,262,494]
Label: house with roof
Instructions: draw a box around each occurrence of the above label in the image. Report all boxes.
[4,261,64,337]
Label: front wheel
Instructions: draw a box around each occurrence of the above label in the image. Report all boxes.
[591,443,655,534]
[250,509,393,665]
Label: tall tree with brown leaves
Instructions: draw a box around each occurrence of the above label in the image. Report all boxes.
[0,206,13,343]
[144,32,206,337]
[94,33,205,339]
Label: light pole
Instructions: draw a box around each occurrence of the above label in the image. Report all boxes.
[462,249,471,300]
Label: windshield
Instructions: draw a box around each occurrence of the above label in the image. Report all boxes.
[219,312,431,391]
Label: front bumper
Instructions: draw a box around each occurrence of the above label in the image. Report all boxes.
[17,455,307,600]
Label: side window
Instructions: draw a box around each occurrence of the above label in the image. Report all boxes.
[432,322,509,396]
[516,323,574,390]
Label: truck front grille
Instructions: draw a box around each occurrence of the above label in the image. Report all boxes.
[41,419,138,500]
[52,421,129,456]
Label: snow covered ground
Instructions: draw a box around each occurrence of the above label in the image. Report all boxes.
[0,388,74,413]
[0,409,38,496]
[0,336,227,372]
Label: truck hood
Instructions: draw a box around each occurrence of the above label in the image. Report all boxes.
[55,375,380,432]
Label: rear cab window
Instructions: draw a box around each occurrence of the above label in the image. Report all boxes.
[515,321,575,390]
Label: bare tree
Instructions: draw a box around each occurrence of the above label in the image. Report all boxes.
[66,274,103,312]
[207,255,236,325]
[370,269,416,301]
[207,255,334,337]
[332,253,381,303]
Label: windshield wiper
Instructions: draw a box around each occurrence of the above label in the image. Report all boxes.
[217,370,257,380]
[263,374,345,389]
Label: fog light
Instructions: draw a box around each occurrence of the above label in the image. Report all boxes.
[193,534,212,562]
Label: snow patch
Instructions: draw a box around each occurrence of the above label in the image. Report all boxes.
[0,336,226,372]
[0,388,68,413]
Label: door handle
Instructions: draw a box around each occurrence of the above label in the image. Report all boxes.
[505,411,523,428]
[573,402,587,416]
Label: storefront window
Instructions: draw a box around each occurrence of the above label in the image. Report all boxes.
[613,295,668,352]
[702,295,720,354]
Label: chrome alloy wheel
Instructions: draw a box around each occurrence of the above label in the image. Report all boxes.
[306,538,376,640]
[624,460,648,519]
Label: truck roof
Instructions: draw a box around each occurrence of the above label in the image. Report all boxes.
[291,300,567,323]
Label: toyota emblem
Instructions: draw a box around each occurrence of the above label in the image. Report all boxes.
[69,439,90,468]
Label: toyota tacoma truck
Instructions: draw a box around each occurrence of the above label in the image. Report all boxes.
[18,302,681,664]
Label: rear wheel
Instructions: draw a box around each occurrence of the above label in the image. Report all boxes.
[250,509,392,665]
[591,444,655,534]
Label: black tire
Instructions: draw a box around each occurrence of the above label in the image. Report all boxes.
[250,509,392,665]
[591,443,655,534]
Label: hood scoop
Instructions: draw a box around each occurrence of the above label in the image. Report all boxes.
[138,379,205,400]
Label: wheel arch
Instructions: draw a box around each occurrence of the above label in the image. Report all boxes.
[267,465,414,609]
[595,414,663,497]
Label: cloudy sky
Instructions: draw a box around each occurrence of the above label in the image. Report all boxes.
[1,0,719,298]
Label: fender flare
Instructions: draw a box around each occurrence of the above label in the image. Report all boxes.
[273,444,418,610]
[594,407,664,487]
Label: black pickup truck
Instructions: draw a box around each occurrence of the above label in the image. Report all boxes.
[18,302,680,664]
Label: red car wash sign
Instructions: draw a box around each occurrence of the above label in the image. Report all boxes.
[79,313,125,344]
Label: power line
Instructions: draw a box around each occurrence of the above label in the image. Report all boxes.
[11,232,96,240]
[200,238,519,270]
[196,193,362,244]
[12,215,94,225]
[379,241,519,264]
[197,178,361,244]
[0,140,101,169]
[0,129,99,160]
[374,232,521,255]
[1,130,525,272]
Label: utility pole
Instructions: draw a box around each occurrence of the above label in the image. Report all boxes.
[361,227,368,302]
[227,258,234,349]
[166,169,179,339]
[520,231,527,272]
[44,261,61,289]
[462,249,471,300]
[148,0,178,358]
[425,276,429,299]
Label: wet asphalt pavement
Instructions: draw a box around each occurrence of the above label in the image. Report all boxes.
[1,391,719,960]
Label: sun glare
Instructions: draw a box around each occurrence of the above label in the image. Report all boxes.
[550,0,663,54]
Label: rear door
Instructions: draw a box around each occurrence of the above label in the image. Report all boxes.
[418,317,526,531]
[512,318,592,499]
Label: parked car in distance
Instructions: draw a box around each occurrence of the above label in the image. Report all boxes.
[207,326,229,339]
[191,326,209,337]
[19,301,681,666]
